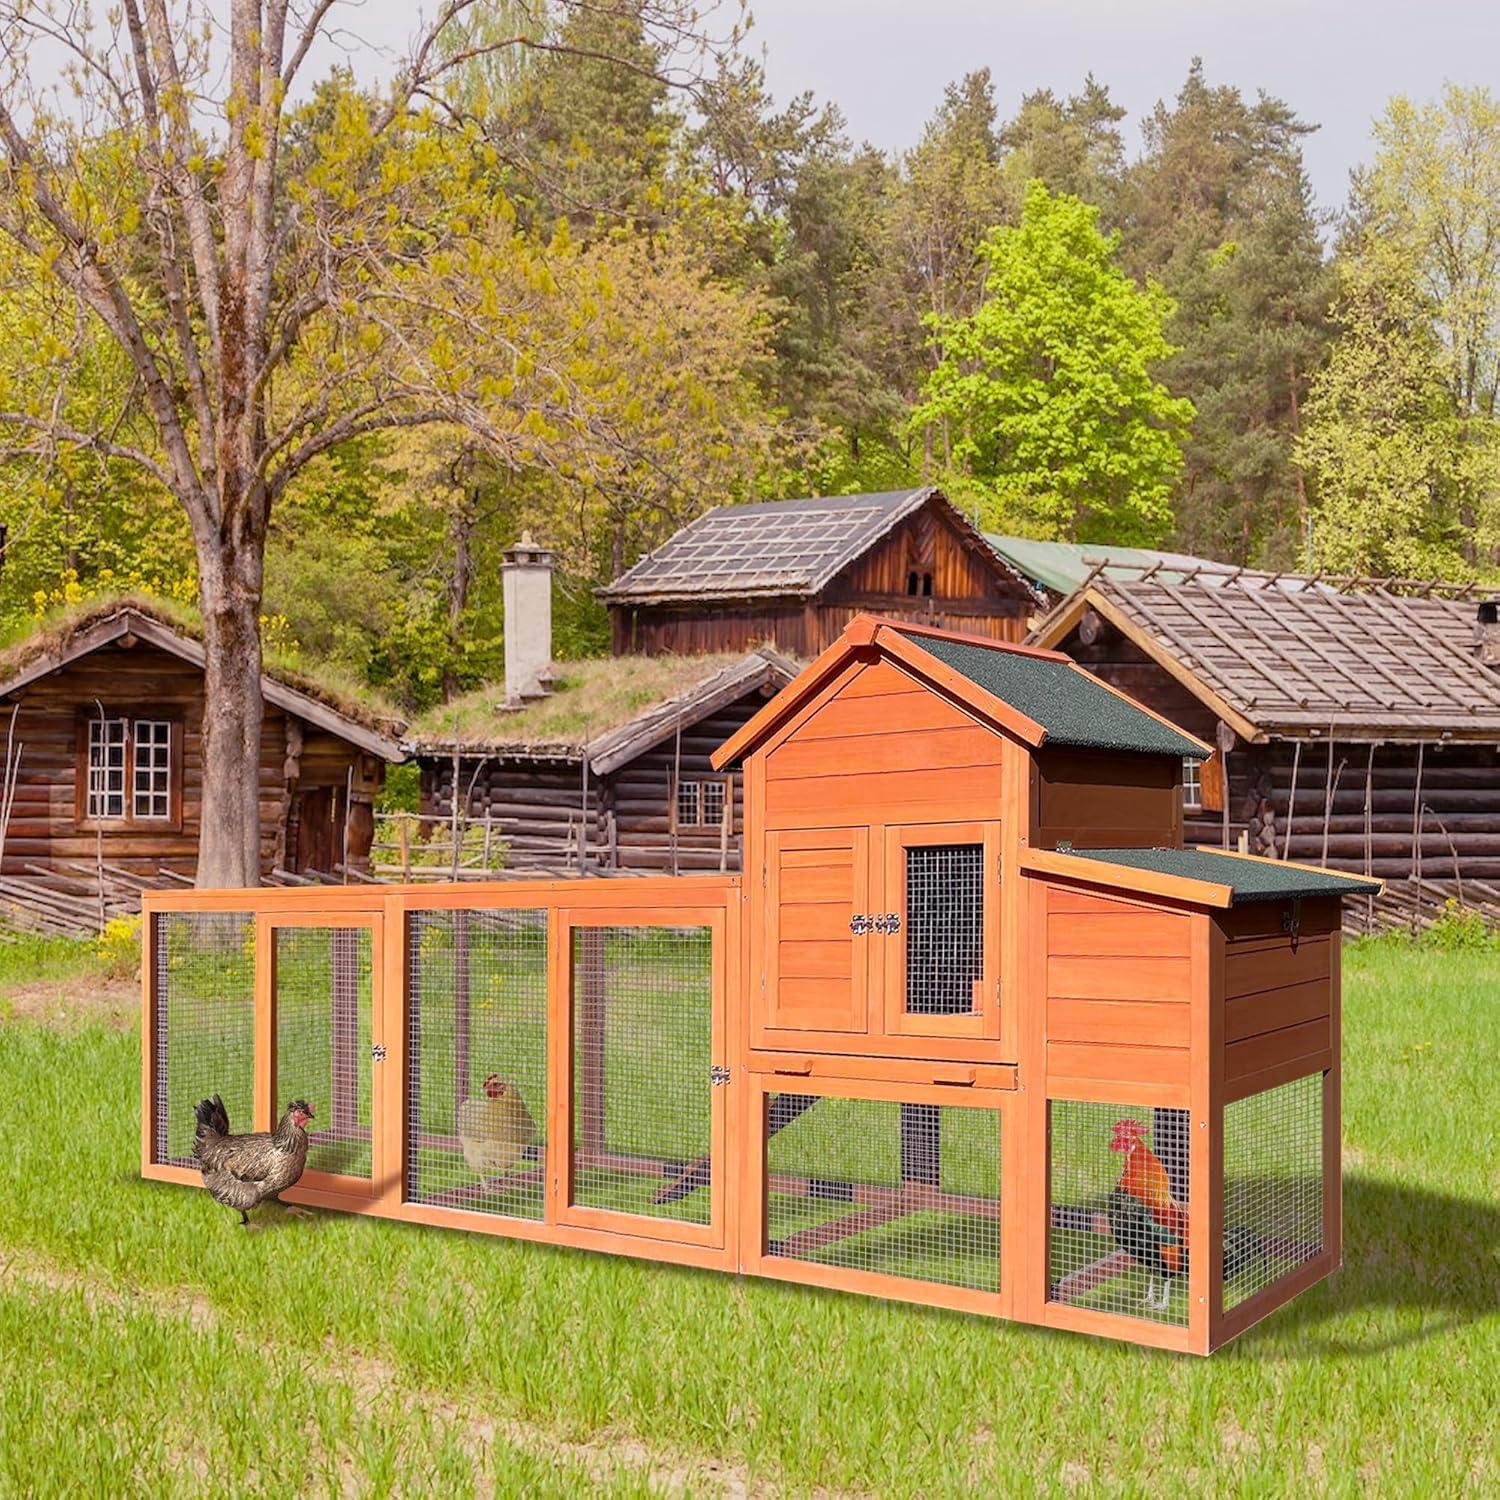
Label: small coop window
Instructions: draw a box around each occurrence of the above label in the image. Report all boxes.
[133,719,173,819]
[86,717,128,819]
[1182,755,1203,811]
[905,843,984,1015]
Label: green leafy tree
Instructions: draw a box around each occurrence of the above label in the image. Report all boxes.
[999,77,1126,210]
[911,182,1191,542]
[1298,261,1491,577]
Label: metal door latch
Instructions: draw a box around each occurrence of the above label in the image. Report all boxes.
[371,1043,387,1062]
[849,913,871,935]
[709,1065,732,1086]
[873,911,901,934]
[850,912,902,935]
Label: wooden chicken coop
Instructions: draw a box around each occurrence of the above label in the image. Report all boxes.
[141,615,1379,1353]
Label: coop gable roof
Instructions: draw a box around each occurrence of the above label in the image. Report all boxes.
[712,615,1210,769]
[1024,844,1383,908]
[1030,569,1500,742]
[0,600,405,760]
[410,647,799,773]
[598,488,1037,606]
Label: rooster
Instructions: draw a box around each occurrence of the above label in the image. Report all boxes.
[192,1095,315,1227]
[457,1074,536,1186]
[1107,1118,1259,1311]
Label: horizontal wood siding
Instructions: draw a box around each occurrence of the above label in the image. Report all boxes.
[1033,745,1182,851]
[1218,902,1336,1097]
[1044,885,1194,1099]
[762,660,1003,829]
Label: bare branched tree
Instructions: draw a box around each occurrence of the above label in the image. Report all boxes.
[0,0,738,885]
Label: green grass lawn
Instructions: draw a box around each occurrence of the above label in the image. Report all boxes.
[0,936,1495,1494]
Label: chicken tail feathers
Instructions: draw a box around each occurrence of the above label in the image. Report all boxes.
[194,1093,230,1142]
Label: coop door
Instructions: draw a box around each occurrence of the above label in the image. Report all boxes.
[559,909,727,1249]
[757,827,871,1040]
[263,915,385,1199]
[881,822,1001,1042]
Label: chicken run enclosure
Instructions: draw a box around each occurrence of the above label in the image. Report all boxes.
[142,617,1380,1354]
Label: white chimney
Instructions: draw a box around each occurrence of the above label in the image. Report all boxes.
[502,532,555,706]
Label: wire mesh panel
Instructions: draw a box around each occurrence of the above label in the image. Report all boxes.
[1222,1072,1325,1312]
[765,1093,1000,1292]
[406,908,548,1219]
[571,925,713,1227]
[274,926,373,1179]
[152,912,256,1166]
[1049,1101,1191,1326]
[904,843,984,1015]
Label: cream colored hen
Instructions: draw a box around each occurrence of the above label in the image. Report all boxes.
[457,1073,536,1182]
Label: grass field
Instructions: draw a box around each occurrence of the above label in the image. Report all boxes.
[0,933,1494,1494]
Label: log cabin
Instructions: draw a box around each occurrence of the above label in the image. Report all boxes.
[598,487,1038,657]
[0,601,404,887]
[1029,569,1500,887]
[412,646,798,874]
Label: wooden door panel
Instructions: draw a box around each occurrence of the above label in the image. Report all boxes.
[759,827,869,1038]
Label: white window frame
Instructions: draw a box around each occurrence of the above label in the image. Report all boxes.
[132,719,173,820]
[1182,755,1203,812]
[87,717,128,820]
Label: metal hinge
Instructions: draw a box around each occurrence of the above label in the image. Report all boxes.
[710,1065,732,1086]
[371,1043,387,1062]
[761,863,767,888]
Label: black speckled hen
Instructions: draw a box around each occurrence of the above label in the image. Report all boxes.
[192,1094,314,1226]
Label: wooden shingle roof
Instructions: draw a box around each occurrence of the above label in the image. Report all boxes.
[599,488,1036,605]
[1030,569,1500,742]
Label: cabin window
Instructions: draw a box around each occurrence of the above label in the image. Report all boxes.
[904,842,984,1015]
[1182,755,1203,811]
[79,713,179,827]
[133,720,173,819]
[672,775,730,830]
[86,718,128,819]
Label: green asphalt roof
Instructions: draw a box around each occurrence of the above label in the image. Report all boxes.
[900,631,1206,759]
[1067,847,1383,904]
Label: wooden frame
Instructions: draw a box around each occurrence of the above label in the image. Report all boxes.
[880,820,1001,1044]
[74,706,185,833]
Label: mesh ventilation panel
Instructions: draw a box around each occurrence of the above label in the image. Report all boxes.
[765,1094,1000,1292]
[571,926,713,1226]
[904,843,983,1015]
[407,909,548,1219]
[1049,1101,1191,1326]
[1222,1072,1325,1312]
[152,912,255,1165]
[274,926,373,1178]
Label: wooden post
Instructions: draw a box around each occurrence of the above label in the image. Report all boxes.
[399,817,411,882]
[450,746,462,881]
[579,759,590,873]
[452,909,471,1118]
[1410,741,1425,930]
[1363,745,1375,931]
[578,926,607,1165]
[331,927,359,1139]
[482,812,493,872]
[1319,740,1344,868]
[1281,741,1301,860]
[671,717,682,878]
[720,773,732,873]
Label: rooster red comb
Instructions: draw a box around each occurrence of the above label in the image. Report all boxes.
[1109,1118,1146,1150]
[483,1074,505,1098]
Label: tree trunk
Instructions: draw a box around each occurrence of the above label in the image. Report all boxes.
[443,497,475,700]
[195,543,266,888]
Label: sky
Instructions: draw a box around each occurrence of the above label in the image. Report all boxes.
[321,0,1499,217]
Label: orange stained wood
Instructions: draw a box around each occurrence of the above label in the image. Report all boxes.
[759,827,869,1036]
[557,904,730,1252]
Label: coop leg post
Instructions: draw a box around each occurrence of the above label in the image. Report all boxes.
[453,909,471,1119]
[579,927,607,1166]
[331,927,358,1139]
